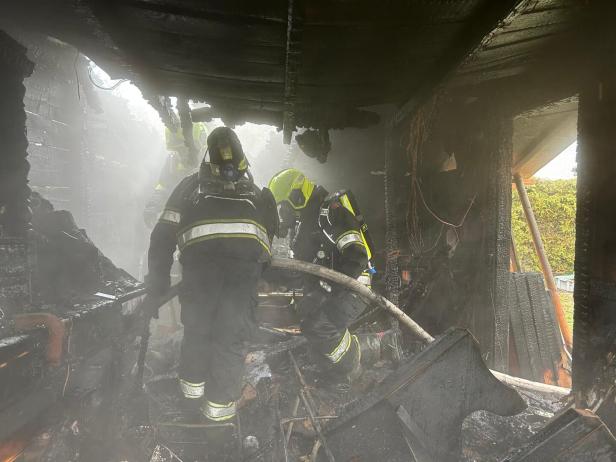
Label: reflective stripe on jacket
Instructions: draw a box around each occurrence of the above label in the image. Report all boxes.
[177,219,271,254]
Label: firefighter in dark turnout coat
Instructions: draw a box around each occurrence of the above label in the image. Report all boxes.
[146,127,278,422]
[268,169,375,380]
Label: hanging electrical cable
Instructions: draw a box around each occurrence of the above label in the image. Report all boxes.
[87,65,128,91]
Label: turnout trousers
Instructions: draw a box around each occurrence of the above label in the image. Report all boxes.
[298,286,367,374]
[178,256,261,414]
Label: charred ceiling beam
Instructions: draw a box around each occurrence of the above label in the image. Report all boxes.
[191,105,283,128]
[145,95,179,132]
[282,0,304,144]
[177,97,198,166]
[88,0,188,132]
[0,2,126,77]
[191,104,378,131]
[448,55,581,118]
[393,0,527,126]
[118,3,286,45]
[124,0,287,26]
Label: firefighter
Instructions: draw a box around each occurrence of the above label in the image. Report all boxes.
[143,123,208,228]
[268,169,376,383]
[145,127,278,427]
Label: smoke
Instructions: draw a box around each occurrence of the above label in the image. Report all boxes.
[25,39,390,280]
[25,47,167,278]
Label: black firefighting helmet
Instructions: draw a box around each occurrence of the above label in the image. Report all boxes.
[206,127,248,181]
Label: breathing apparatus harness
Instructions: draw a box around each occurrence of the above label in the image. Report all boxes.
[316,189,377,276]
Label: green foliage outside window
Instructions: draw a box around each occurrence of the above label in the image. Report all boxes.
[511,178,577,275]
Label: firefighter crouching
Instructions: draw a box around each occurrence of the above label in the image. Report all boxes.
[145,127,278,428]
[268,169,377,384]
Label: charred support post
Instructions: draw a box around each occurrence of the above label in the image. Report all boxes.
[384,120,402,307]
[488,114,513,372]
[573,30,616,407]
[474,110,513,371]
[0,31,34,324]
[282,0,303,144]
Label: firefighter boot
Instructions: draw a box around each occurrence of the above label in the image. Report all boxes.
[322,334,362,392]
[356,329,404,367]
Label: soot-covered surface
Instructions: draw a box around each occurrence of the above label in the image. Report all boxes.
[462,388,568,461]
[141,321,568,462]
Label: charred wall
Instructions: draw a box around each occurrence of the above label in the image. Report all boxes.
[390,98,513,367]
[0,31,34,323]
[20,34,164,277]
[573,6,616,405]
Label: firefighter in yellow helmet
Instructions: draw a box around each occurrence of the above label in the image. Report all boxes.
[268,169,376,383]
[144,123,208,228]
[146,127,278,438]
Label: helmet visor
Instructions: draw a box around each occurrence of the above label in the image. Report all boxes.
[289,188,306,208]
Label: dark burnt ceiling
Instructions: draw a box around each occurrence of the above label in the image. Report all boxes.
[1,0,581,139]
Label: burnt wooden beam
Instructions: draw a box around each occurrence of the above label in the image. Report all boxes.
[282,0,303,144]
[145,95,179,132]
[118,3,286,44]
[393,0,526,125]
[124,0,287,26]
[508,408,616,461]
[477,108,514,371]
[573,1,616,406]
[176,98,198,167]
[383,122,402,307]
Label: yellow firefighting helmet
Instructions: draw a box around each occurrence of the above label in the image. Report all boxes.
[268,168,315,210]
[165,123,208,153]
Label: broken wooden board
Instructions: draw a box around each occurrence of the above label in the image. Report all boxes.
[503,407,616,461]
[321,328,526,461]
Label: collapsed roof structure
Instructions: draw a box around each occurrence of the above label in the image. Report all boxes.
[1,0,615,460]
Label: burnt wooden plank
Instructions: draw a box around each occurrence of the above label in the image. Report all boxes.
[526,273,561,379]
[507,408,616,461]
[325,329,525,461]
[118,2,286,43]
[122,0,287,24]
[510,274,534,378]
[394,0,527,124]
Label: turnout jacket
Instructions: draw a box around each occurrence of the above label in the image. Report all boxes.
[293,186,370,282]
[147,164,278,289]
